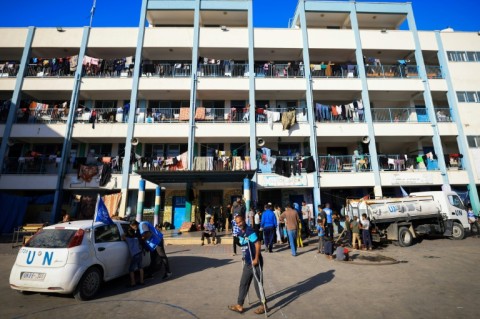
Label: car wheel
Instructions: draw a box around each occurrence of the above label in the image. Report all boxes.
[74,267,102,301]
[398,227,413,247]
[451,222,465,240]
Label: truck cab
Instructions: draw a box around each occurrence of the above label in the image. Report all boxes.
[410,191,470,239]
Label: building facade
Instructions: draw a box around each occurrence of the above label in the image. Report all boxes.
[1,0,480,229]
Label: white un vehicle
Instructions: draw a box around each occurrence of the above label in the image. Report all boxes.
[9,220,149,300]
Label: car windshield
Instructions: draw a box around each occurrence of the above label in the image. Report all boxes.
[25,229,77,248]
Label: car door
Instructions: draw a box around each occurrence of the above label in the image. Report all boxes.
[94,224,129,280]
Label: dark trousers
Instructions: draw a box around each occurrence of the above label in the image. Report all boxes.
[149,239,171,275]
[325,223,333,238]
[233,236,240,254]
[237,258,265,306]
[263,226,275,252]
[362,229,372,249]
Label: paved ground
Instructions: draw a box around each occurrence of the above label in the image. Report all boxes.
[1,235,479,319]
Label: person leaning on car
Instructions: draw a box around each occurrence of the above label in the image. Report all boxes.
[130,220,172,280]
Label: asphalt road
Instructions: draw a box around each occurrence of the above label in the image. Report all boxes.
[1,235,479,319]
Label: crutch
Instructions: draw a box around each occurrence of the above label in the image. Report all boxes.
[246,237,268,318]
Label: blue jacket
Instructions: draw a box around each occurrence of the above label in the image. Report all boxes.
[260,209,277,228]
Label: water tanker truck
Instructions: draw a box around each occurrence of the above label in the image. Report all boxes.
[345,191,470,247]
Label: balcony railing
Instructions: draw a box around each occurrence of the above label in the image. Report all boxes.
[254,64,305,78]
[0,62,19,77]
[141,63,192,77]
[197,63,249,77]
[378,154,462,171]
[26,64,74,77]
[311,64,358,78]
[255,107,309,123]
[371,108,430,123]
[192,156,251,171]
[319,155,372,173]
[3,156,59,174]
[365,64,420,78]
[371,108,453,123]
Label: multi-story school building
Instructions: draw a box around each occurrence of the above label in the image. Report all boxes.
[1,0,479,229]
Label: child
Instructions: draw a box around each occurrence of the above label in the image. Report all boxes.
[335,244,350,261]
[123,227,144,287]
[316,217,325,254]
[324,236,334,260]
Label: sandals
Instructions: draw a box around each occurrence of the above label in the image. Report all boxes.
[254,306,267,315]
[228,305,243,314]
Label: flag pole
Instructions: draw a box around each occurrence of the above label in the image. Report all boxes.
[91,194,100,241]
[89,0,97,28]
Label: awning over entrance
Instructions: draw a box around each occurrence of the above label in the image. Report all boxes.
[137,170,257,185]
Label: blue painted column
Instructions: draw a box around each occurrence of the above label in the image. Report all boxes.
[350,3,382,198]
[435,32,480,212]
[243,177,251,215]
[298,0,321,210]
[0,27,35,176]
[154,186,161,226]
[51,26,91,224]
[136,179,146,222]
[247,0,258,204]
[406,5,449,188]
[120,0,148,216]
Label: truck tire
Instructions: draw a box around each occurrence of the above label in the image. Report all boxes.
[451,222,465,240]
[398,227,413,247]
[74,267,102,301]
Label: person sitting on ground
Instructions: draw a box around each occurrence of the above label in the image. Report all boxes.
[335,243,350,261]
[201,214,216,246]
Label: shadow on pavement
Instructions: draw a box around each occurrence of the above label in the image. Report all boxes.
[266,269,335,315]
[95,255,234,300]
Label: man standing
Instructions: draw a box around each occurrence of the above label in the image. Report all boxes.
[301,201,312,238]
[324,203,333,238]
[260,204,277,253]
[130,220,172,279]
[228,214,268,315]
[280,203,300,256]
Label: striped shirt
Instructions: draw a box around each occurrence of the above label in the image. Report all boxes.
[232,219,241,237]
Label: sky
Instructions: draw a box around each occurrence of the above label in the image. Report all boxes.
[0,0,478,32]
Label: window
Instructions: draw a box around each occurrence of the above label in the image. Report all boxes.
[447,51,480,62]
[94,100,116,109]
[26,229,77,248]
[278,143,301,156]
[167,144,181,157]
[448,195,466,210]
[89,144,112,156]
[467,136,480,148]
[456,91,479,103]
[231,143,248,157]
[94,224,121,243]
[200,143,223,156]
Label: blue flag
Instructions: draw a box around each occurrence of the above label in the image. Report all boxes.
[95,196,114,225]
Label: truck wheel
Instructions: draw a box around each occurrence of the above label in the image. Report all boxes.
[74,267,102,301]
[451,222,465,240]
[398,227,413,247]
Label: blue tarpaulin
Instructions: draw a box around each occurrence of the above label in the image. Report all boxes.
[0,193,54,233]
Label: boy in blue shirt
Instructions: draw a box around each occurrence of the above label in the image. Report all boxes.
[316,216,325,254]
[122,228,144,287]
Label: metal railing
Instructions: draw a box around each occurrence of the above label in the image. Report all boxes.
[26,64,74,77]
[371,108,430,123]
[0,63,19,77]
[310,64,358,78]
[365,64,420,78]
[192,156,251,171]
[197,63,249,77]
[2,156,59,174]
[256,107,309,123]
[377,154,462,171]
[318,155,372,173]
[254,64,305,78]
[141,63,192,77]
